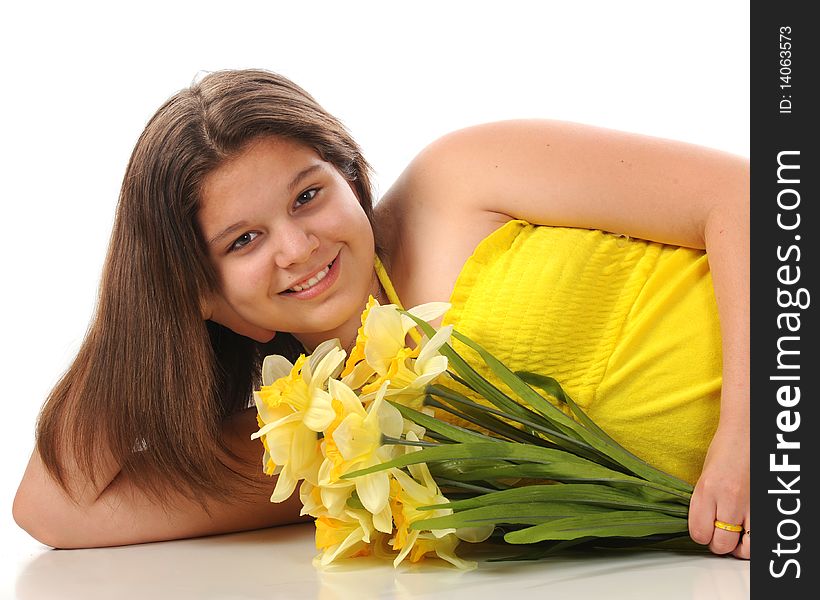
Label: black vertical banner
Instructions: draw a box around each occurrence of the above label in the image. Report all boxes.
[751,2,817,597]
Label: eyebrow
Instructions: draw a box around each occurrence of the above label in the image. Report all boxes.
[207,162,327,247]
[287,163,325,194]
[208,220,251,247]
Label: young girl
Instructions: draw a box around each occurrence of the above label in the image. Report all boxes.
[13,69,749,559]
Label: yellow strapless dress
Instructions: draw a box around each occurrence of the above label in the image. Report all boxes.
[376,220,722,485]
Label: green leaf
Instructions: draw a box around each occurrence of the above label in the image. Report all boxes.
[427,385,613,464]
[401,312,556,429]
[387,400,496,444]
[342,440,591,479]
[515,372,607,437]
[427,461,512,492]
[449,330,588,435]
[342,441,689,501]
[427,464,688,503]
[410,501,606,531]
[425,393,559,448]
[504,511,689,543]
[446,331,692,494]
[517,371,693,494]
[430,478,502,494]
[420,483,689,517]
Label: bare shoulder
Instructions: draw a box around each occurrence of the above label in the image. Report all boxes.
[372,118,748,303]
[378,119,748,253]
[373,129,511,307]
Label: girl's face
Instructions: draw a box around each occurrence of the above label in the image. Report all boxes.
[197,136,375,349]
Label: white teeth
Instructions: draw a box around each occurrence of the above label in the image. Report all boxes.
[289,263,331,292]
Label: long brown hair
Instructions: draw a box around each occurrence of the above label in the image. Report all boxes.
[36,69,374,503]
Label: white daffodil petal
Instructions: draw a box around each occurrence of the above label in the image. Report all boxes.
[309,347,346,386]
[364,339,402,376]
[270,465,298,503]
[402,418,427,440]
[363,309,405,372]
[417,326,453,366]
[392,467,431,504]
[393,530,420,568]
[364,305,405,341]
[298,481,324,517]
[406,302,451,324]
[289,423,319,474]
[372,503,394,534]
[251,411,302,440]
[416,459,440,492]
[420,355,449,376]
[402,432,429,483]
[378,399,405,440]
[407,369,443,390]
[321,528,365,566]
[320,481,354,516]
[261,354,295,386]
[363,380,389,427]
[431,526,457,538]
[329,379,367,417]
[264,429,294,466]
[341,361,376,391]
[333,413,374,460]
[303,389,336,432]
[254,393,295,425]
[351,509,375,541]
[309,339,343,373]
[356,471,390,514]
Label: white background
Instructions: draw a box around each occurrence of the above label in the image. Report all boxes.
[0,1,748,596]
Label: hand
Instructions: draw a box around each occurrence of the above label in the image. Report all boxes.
[687,424,750,558]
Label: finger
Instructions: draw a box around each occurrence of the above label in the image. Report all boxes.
[732,516,751,560]
[710,515,744,555]
[688,490,716,545]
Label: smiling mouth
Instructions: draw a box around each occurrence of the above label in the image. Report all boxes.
[283,259,336,293]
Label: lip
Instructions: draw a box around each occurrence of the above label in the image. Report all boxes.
[279,254,341,300]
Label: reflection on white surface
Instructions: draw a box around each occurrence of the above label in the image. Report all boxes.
[13,523,749,600]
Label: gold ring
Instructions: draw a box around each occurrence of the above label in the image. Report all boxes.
[714,520,743,533]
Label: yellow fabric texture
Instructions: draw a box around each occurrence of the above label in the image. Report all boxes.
[376,220,721,485]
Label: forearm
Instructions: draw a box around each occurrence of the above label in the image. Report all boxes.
[13,408,307,548]
[702,168,750,432]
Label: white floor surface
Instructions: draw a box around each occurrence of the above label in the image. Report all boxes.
[2,520,749,600]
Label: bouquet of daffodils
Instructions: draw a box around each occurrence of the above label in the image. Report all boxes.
[252,298,695,569]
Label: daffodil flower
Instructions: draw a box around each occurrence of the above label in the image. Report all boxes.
[252,341,346,501]
[341,298,451,396]
[386,432,481,569]
[313,509,375,567]
[252,405,323,502]
[260,339,345,432]
[376,324,454,406]
[316,379,403,532]
[298,481,324,517]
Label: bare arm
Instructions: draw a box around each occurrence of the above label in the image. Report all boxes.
[13,408,308,549]
[387,120,749,557]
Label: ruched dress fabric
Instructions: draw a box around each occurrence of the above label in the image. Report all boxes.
[376,220,722,485]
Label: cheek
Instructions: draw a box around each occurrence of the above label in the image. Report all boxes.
[216,258,271,302]
[336,198,375,246]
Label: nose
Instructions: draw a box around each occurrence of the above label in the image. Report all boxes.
[272,220,320,269]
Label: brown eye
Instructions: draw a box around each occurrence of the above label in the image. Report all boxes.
[295,189,318,206]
